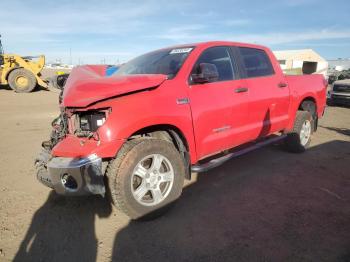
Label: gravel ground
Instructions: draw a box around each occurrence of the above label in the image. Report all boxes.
[0,86,349,262]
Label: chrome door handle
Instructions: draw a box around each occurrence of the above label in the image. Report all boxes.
[235,87,248,93]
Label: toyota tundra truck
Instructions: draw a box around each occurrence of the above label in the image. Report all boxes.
[35,41,327,219]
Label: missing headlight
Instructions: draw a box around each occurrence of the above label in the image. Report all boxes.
[79,111,106,132]
[68,108,110,137]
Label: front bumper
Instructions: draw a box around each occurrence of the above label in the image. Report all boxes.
[328,92,350,105]
[36,153,105,196]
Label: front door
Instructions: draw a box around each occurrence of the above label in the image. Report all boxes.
[188,46,250,160]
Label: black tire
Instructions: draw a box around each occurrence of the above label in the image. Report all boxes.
[56,74,69,89]
[327,98,336,107]
[48,75,59,90]
[106,138,185,220]
[8,68,37,93]
[284,111,313,153]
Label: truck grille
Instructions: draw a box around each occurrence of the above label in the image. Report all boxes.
[333,84,350,93]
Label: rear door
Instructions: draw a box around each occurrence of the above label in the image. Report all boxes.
[188,46,249,159]
[236,47,290,139]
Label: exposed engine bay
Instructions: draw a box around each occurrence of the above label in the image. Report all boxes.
[34,107,109,195]
[69,108,109,139]
[34,112,68,188]
[34,110,107,195]
[47,112,68,149]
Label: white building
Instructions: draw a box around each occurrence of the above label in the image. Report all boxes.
[273,49,328,76]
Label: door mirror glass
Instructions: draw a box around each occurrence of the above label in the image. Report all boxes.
[191,63,219,84]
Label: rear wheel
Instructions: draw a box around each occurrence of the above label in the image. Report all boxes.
[301,100,317,131]
[284,111,313,153]
[8,68,37,93]
[106,138,185,219]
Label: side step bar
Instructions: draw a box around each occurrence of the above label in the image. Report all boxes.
[191,134,287,173]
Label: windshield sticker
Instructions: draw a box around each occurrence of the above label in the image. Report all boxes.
[169,48,193,54]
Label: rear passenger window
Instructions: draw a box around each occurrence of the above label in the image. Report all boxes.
[192,46,235,82]
[238,47,274,78]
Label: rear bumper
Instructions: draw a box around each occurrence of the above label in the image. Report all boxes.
[37,153,105,196]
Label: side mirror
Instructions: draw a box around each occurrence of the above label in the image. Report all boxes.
[191,63,219,84]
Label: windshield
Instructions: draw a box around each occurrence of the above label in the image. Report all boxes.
[114,47,194,79]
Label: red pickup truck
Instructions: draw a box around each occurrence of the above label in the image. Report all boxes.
[36,41,327,219]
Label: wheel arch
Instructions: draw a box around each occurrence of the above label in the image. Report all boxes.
[129,124,192,180]
[286,94,318,132]
[298,96,317,112]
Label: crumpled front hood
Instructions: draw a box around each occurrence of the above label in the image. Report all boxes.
[62,65,167,107]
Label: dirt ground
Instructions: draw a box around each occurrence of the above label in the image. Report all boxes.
[0,85,349,262]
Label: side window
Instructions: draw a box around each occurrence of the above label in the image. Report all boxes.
[238,47,274,78]
[192,46,235,82]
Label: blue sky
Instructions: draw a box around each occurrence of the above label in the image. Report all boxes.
[1,0,350,64]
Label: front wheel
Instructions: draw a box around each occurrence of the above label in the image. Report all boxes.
[8,68,37,93]
[284,111,313,153]
[106,138,185,219]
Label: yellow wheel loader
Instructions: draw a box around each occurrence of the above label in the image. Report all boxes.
[0,35,47,93]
